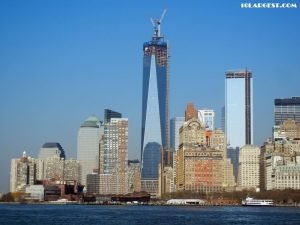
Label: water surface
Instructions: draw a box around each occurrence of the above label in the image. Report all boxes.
[0,204,299,225]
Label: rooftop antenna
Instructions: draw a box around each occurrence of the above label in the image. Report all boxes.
[150,9,167,40]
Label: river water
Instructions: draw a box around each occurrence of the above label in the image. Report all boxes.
[0,204,299,225]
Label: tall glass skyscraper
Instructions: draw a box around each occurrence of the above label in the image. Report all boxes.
[225,70,253,181]
[225,70,253,148]
[141,12,169,194]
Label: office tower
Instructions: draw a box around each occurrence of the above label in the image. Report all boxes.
[274,97,300,125]
[170,117,184,152]
[198,109,215,131]
[10,152,43,192]
[176,103,224,193]
[237,145,260,190]
[225,69,253,181]
[38,142,66,160]
[77,115,102,186]
[104,108,122,123]
[225,69,253,148]
[99,118,128,194]
[141,10,169,195]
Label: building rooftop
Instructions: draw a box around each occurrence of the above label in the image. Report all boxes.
[81,115,101,128]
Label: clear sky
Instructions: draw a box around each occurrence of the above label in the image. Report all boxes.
[0,0,299,193]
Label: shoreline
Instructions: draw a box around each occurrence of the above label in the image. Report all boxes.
[1,202,300,207]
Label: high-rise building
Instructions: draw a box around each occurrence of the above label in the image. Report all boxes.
[10,152,43,192]
[38,142,66,160]
[198,109,215,131]
[237,145,260,190]
[77,115,102,186]
[141,11,169,195]
[99,118,128,195]
[225,69,253,148]
[104,109,122,123]
[225,70,253,181]
[274,97,300,125]
[170,117,184,152]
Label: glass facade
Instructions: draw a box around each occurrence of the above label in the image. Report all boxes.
[225,70,253,149]
[274,97,300,125]
[141,39,169,184]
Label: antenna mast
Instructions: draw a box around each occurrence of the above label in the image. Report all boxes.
[150,9,167,40]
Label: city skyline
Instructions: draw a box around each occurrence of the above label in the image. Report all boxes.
[0,1,299,193]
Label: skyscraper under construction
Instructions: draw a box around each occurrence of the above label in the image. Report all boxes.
[140,10,169,195]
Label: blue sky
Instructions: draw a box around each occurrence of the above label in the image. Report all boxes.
[0,0,299,193]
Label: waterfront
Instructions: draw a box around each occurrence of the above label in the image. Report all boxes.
[0,205,300,225]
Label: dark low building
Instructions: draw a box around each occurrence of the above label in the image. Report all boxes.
[111,192,150,203]
[44,185,61,201]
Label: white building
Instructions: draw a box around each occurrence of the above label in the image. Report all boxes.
[10,152,43,193]
[77,115,102,186]
[198,109,215,131]
[25,185,44,201]
[238,145,260,190]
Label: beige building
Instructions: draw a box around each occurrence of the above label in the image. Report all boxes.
[274,161,300,190]
[223,158,235,189]
[128,160,141,193]
[176,103,226,193]
[273,119,300,140]
[158,165,174,197]
[261,134,300,191]
[43,156,81,182]
[98,118,128,195]
[237,145,260,190]
[10,152,43,193]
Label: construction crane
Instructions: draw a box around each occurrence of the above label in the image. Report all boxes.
[150,9,167,39]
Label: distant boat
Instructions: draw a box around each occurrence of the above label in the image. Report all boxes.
[48,199,77,204]
[242,197,273,206]
[166,199,206,205]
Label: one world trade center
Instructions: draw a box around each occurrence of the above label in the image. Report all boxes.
[140,10,169,195]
